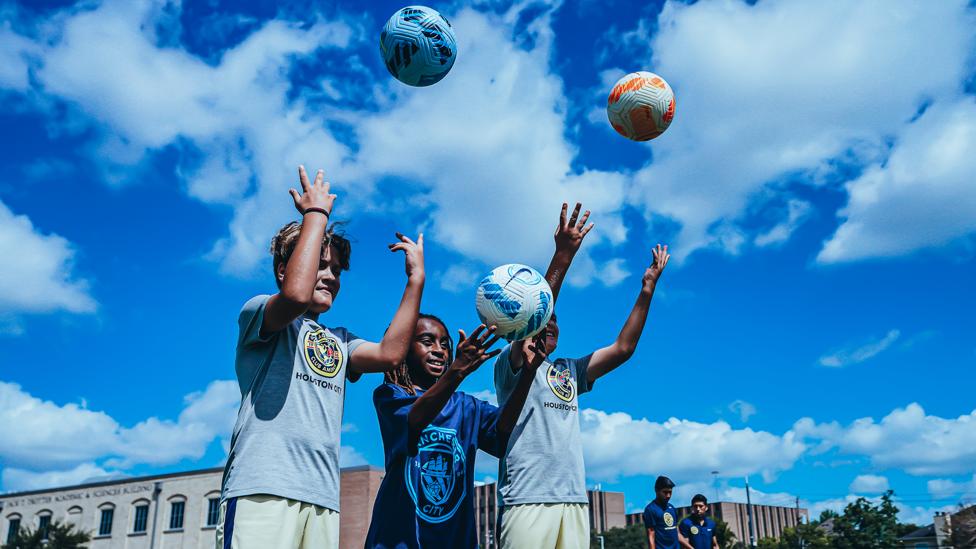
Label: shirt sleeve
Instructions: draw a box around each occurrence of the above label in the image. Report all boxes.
[492,344,518,405]
[373,383,424,458]
[238,295,273,348]
[343,330,367,383]
[679,519,691,537]
[563,354,595,395]
[644,507,656,529]
[474,398,507,458]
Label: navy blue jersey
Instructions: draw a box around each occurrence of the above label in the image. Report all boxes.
[365,383,507,549]
[679,517,716,549]
[643,500,679,549]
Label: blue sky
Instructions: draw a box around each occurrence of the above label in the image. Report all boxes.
[1,0,975,527]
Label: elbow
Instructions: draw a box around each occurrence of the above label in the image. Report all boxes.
[279,286,312,308]
[612,343,637,363]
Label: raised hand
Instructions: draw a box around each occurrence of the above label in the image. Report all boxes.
[451,325,502,377]
[643,244,670,289]
[388,232,425,280]
[290,166,337,216]
[554,202,594,255]
[520,332,548,372]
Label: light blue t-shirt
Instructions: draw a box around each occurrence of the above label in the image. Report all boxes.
[221,295,365,511]
[493,344,593,506]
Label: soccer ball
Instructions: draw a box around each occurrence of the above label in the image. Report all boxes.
[606,71,675,141]
[380,6,457,87]
[475,264,554,342]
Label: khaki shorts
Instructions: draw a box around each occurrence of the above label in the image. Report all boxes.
[499,502,589,549]
[215,494,339,549]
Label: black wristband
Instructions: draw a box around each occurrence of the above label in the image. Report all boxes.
[303,207,330,218]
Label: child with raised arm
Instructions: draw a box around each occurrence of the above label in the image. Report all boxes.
[494,203,670,549]
[217,167,425,549]
[365,315,548,549]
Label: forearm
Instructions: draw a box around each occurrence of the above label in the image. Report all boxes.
[544,251,575,303]
[648,531,656,549]
[507,340,526,372]
[587,284,655,381]
[496,365,535,433]
[280,213,329,305]
[407,368,464,431]
[679,535,695,549]
[354,275,425,373]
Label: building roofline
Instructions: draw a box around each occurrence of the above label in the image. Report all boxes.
[0,465,384,500]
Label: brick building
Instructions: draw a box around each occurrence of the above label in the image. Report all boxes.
[1,465,385,549]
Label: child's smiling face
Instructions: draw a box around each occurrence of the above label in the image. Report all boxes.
[408,318,451,385]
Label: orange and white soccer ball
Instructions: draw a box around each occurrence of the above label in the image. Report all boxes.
[606,71,675,141]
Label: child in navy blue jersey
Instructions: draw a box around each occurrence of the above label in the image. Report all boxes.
[365,314,546,549]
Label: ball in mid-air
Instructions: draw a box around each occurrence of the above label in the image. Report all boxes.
[380,6,457,87]
[606,71,675,141]
[476,264,553,342]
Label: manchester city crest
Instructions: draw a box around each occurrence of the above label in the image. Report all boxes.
[547,362,575,402]
[406,426,466,523]
[303,329,343,378]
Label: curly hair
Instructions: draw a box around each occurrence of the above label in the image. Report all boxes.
[384,313,454,396]
[270,220,352,288]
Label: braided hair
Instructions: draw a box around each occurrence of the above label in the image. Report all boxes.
[384,313,454,395]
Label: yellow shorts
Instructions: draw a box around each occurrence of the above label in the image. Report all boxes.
[215,494,339,549]
[499,502,589,549]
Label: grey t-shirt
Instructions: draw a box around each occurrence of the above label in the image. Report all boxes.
[221,295,365,512]
[494,344,593,506]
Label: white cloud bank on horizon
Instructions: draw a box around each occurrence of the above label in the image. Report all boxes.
[0,0,972,287]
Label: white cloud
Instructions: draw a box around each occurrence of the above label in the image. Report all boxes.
[849,474,890,494]
[439,261,483,294]
[622,0,976,261]
[794,403,976,476]
[818,329,900,367]
[1,463,126,493]
[0,201,96,333]
[755,200,813,248]
[0,380,240,487]
[469,390,498,406]
[339,445,366,468]
[579,409,806,482]
[927,474,976,497]
[0,0,634,282]
[729,400,757,422]
[819,98,976,262]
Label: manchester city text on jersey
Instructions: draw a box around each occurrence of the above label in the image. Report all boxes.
[405,426,466,524]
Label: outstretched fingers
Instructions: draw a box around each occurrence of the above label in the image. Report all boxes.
[559,202,568,227]
[568,202,582,227]
[298,165,311,193]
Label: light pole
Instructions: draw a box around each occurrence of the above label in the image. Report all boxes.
[712,471,720,504]
[597,535,605,549]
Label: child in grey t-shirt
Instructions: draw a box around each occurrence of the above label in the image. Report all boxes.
[494,203,670,549]
[217,166,426,549]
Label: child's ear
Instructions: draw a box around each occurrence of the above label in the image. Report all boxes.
[276,261,287,286]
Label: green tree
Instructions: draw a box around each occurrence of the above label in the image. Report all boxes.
[711,517,738,549]
[828,490,901,549]
[590,524,648,549]
[942,505,976,549]
[756,522,831,549]
[820,510,840,524]
[1,519,91,549]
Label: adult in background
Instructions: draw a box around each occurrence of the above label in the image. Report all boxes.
[679,495,719,549]
[644,476,680,549]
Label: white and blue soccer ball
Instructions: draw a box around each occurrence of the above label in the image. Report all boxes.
[475,264,553,342]
[380,6,457,87]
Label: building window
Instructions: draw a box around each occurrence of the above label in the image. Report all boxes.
[169,501,184,530]
[133,505,149,533]
[38,516,51,539]
[6,519,20,544]
[98,508,114,536]
[206,498,220,526]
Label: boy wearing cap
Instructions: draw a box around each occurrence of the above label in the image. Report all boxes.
[644,476,680,549]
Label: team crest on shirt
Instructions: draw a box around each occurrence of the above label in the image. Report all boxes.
[303,329,343,378]
[664,512,674,527]
[406,426,466,524]
[691,526,700,535]
[546,362,576,402]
